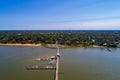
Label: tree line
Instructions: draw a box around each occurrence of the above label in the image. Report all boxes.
[0,31,120,47]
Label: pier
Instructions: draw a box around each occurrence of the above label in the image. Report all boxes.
[25,41,60,80]
[54,46,60,80]
[25,66,56,70]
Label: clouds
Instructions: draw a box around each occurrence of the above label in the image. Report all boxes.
[12,19,119,30]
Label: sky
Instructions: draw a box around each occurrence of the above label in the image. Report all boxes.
[0,0,120,30]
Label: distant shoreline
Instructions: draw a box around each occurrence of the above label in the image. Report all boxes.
[0,43,67,48]
[0,43,102,48]
[0,43,41,47]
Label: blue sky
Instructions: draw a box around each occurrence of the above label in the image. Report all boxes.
[0,0,120,30]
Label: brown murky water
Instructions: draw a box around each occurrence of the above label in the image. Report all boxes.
[0,47,120,80]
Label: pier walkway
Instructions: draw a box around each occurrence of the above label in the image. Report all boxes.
[54,46,60,80]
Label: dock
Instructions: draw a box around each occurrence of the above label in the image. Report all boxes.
[25,66,56,70]
[54,46,60,80]
[25,41,61,80]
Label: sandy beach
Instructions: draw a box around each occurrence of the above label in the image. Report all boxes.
[0,43,103,48]
[0,43,41,47]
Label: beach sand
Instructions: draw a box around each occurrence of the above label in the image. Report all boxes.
[0,43,41,47]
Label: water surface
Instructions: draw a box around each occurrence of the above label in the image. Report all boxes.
[0,46,120,80]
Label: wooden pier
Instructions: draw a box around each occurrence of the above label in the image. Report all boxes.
[54,46,60,80]
[25,66,56,70]
[25,41,61,80]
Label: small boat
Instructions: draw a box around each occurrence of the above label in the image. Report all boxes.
[35,58,41,61]
[48,60,56,65]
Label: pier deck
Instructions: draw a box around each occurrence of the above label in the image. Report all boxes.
[25,66,56,70]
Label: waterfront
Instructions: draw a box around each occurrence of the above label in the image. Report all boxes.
[0,47,120,80]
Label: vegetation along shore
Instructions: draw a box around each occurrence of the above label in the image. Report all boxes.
[0,30,120,48]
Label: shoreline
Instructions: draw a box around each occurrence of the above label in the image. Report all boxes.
[0,43,41,47]
[0,43,102,48]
